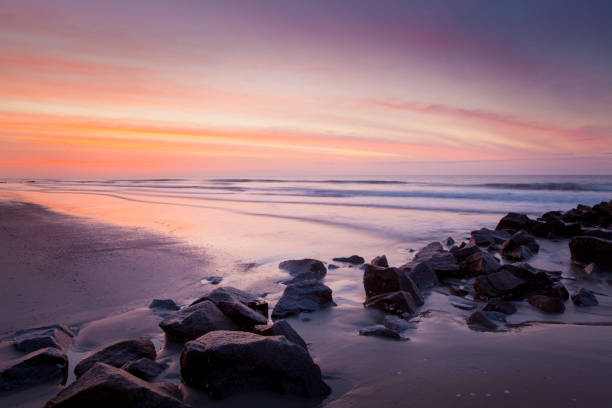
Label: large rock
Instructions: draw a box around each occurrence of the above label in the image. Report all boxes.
[333,255,365,264]
[363,264,424,304]
[501,263,554,292]
[271,280,335,319]
[500,230,539,261]
[74,338,157,378]
[364,291,420,316]
[404,261,438,290]
[496,213,536,233]
[528,295,565,314]
[180,331,330,398]
[470,228,511,247]
[253,320,307,349]
[370,255,389,267]
[474,269,527,300]
[571,288,599,306]
[533,214,582,238]
[160,300,239,342]
[406,242,461,277]
[121,358,167,382]
[197,287,267,328]
[191,287,268,318]
[13,324,75,353]
[569,236,612,268]
[278,259,327,282]
[450,243,481,262]
[0,347,68,391]
[460,251,501,276]
[45,363,187,408]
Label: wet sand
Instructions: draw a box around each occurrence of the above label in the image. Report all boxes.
[1,199,612,407]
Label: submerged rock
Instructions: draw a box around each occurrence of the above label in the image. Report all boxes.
[45,363,187,408]
[149,299,180,311]
[74,338,157,378]
[528,295,565,314]
[333,255,365,264]
[180,331,330,398]
[496,213,535,233]
[483,298,517,315]
[370,255,389,267]
[359,325,401,340]
[382,315,417,332]
[160,301,238,342]
[198,287,268,328]
[500,230,540,261]
[571,288,599,306]
[569,236,612,268]
[279,259,327,282]
[0,347,68,391]
[121,358,167,382]
[253,320,307,349]
[13,324,75,353]
[271,280,335,319]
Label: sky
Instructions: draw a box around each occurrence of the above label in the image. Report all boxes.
[1,0,611,177]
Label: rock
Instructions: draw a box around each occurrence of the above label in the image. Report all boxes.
[278,259,327,282]
[192,287,268,318]
[13,324,75,353]
[404,261,438,290]
[460,251,501,276]
[496,213,536,233]
[358,325,401,340]
[160,301,238,342]
[382,315,416,332]
[149,299,180,311]
[271,280,335,319]
[364,291,420,315]
[450,243,480,262]
[363,264,424,305]
[584,263,600,275]
[569,236,612,268]
[204,276,223,285]
[474,269,526,300]
[333,255,365,264]
[198,287,268,328]
[483,298,517,315]
[535,215,583,238]
[328,264,339,270]
[501,263,554,292]
[528,295,565,314]
[582,227,612,241]
[45,363,187,408]
[405,242,461,277]
[500,230,539,261]
[466,310,498,331]
[484,311,507,322]
[450,297,479,310]
[74,338,157,378]
[253,320,307,349]
[121,358,167,382]
[154,382,183,401]
[571,288,599,306]
[442,237,455,246]
[0,347,68,391]
[370,255,389,267]
[470,228,511,247]
[547,283,569,300]
[180,331,330,398]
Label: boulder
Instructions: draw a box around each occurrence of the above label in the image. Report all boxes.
[333,255,365,264]
[160,301,238,342]
[364,291,420,316]
[569,236,612,268]
[404,261,438,290]
[582,227,612,241]
[496,213,535,233]
[278,259,327,282]
[0,347,68,391]
[571,288,599,306]
[253,320,307,349]
[534,215,582,238]
[198,287,268,328]
[470,228,511,247]
[450,243,480,262]
[474,269,526,300]
[192,287,268,317]
[45,363,187,408]
[460,251,501,276]
[74,338,157,378]
[500,263,554,292]
[442,237,455,246]
[483,298,517,315]
[121,358,167,382]
[13,324,75,353]
[363,264,424,305]
[271,280,335,319]
[370,255,389,267]
[149,299,180,311]
[528,295,565,314]
[180,331,330,398]
[358,325,401,340]
[405,243,461,277]
[584,263,600,275]
[547,283,569,300]
[500,230,539,261]
[466,310,498,331]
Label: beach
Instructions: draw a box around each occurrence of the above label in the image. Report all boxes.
[1,177,612,407]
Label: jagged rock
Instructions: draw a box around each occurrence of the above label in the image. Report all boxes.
[358,325,401,340]
[197,287,267,328]
[474,269,526,300]
[584,263,600,275]
[160,301,238,342]
[149,299,180,311]
[571,288,599,306]
[382,315,417,332]
[470,228,511,247]
[278,259,327,282]
[483,298,517,315]
[191,287,268,318]
[450,243,480,262]
[496,213,535,233]
[569,236,612,268]
[271,280,335,319]
[253,320,307,349]
[121,358,167,382]
[13,324,75,353]
[74,338,157,378]
[45,363,187,408]
[460,251,501,276]
[333,255,365,264]
[547,283,569,300]
[370,255,389,267]
[528,295,565,314]
[363,264,424,304]
[500,263,554,292]
[442,237,455,246]
[466,310,498,331]
[0,347,68,391]
[404,242,460,277]
[364,291,420,315]
[180,331,330,398]
[500,230,539,261]
[404,261,438,290]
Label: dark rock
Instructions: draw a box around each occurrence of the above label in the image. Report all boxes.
[382,315,416,332]
[460,251,501,276]
[364,291,420,316]
[0,347,68,391]
[405,242,461,277]
[450,243,481,262]
[271,280,335,319]
[584,263,600,275]
[450,297,479,310]
[496,212,535,233]
[474,269,526,300]
[358,325,401,340]
[483,298,517,315]
[442,237,455,246]
[191,287,269,318]
[45,363,187,408]
[278,259,327,282]
[180,331,330,398]
[160,301,238,342]
[547,283,569,300]
[501,263,554,292]
[582,227,612,241]
[204,276,223,285]
[370,255,389,267]
[154,382,183,401]
[569,236,612,268]
[500,230,539,261]
[333,255,365,264]
[363,264,424,305]
[13,324,75,353]
[199,287,267,328]
[328,264,339,270]
[404,261,438,290]
[484,311,507,322]
[528,295,565,314]
[149,299,180,311]
[253,320,307,349]
[74,338,157,378]
[121,358,167,382]
[571,288,599,306]
[466,310,497,331]
[470,228,511,247]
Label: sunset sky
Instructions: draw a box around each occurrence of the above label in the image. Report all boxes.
[1,0,611,177]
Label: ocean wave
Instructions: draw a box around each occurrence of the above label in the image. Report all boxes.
[210,178,407,185]
[477,183,612,192]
